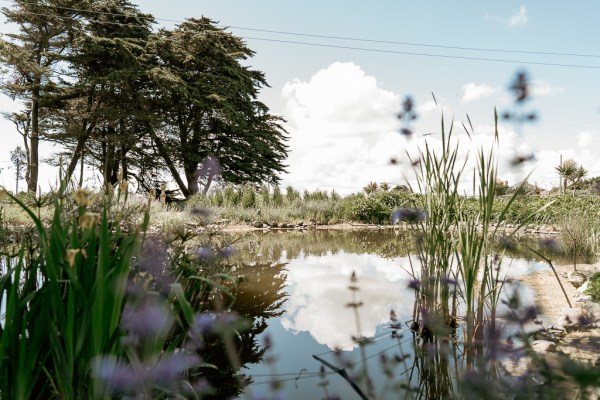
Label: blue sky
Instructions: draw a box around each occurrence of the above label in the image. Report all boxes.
[2,1,600,192]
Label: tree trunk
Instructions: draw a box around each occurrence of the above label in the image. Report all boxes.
[78,144,84,188]
[28,78,40,193]
[148,127,190,197]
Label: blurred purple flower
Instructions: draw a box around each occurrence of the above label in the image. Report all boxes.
[148,353,201,389]
[190,311,240,340]
[510,71,530,103]
[197,246,215,261]
[391,208,426,224]
[92,357,144,395]
[219,245,235,258]
[539,237,561,254]
[120,300,173,341]
[399,127,413,137]
[190,207,211,218]
[407,278,421,291]
[194,155,222,181]
[498,235,516,251]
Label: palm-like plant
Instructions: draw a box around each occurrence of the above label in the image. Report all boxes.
[556,159,587,194]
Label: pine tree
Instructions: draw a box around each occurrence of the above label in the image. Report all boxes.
[147,18,288,197]
[0,0,81,193]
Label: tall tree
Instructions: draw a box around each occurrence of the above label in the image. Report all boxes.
[49,0,154,190]
[10,145,27,193]
[0,0,81,193]
[147,18,288,197]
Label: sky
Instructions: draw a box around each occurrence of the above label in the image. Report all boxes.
[2,1,600,194]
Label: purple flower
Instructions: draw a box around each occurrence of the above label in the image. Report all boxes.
[391,208,426,224]
[190,207,211,218]
[407,278,421,291]
[120,301,173,341]
[399,127,413,137]
[539,237,561,254]
[92,357,144,395]
[192,312,218,336]
[197,246,215,261]
[148,353,201,389]
[194,155,222,181]
[219,245,235,258]
[190,311,241,339]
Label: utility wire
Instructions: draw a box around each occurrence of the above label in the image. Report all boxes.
[225,25,600,59]
[243,36,600,70]
[5,0,600,59]
[4,1,600,69]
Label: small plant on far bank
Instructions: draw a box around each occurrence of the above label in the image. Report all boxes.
[585,272,600,302]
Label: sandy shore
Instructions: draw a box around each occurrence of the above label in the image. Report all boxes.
[523,262,600,366]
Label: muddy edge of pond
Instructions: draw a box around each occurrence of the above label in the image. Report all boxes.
[523,262,600,367]
[188,221,562,235]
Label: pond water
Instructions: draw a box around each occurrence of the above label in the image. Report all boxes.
[219,230,550,399]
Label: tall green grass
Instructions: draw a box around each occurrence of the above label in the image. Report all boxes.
[0,188,143,399]
[409,112,545,368]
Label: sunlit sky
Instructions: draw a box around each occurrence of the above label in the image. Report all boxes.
[2,1,600,193]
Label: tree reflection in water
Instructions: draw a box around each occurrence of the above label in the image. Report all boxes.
[200,261,288,399]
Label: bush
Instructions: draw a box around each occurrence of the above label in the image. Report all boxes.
[585,272,600,302]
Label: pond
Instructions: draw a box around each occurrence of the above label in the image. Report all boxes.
[216,230,551,399]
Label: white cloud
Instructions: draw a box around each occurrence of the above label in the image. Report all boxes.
[280,62,402,194]
[508,6,528,27]
[530,79,563,97]
[277,62,595,195]
[485,5,528,28]
[461,82,499,103]
[577,130,593,148]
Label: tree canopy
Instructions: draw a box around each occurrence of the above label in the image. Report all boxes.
[0,2,287,196]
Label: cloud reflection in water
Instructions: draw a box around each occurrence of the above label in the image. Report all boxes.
[280,253,415,350]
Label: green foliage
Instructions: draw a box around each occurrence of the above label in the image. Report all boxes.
[285,186,300,204]
[241,185,257,208]
[585,272,600,302]
[351,191,411,224]
[0,189,145,398]
[272,185,284,206]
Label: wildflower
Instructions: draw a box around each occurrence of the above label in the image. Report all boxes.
[399,127,413,137]
[190,207,211,218]
[78,212,100,229]
[539,237,561,254]
[73,188,94,207]
[510,71,530,103]
[148,353,201,389]
[194,155,222,181]
[510,152,536,166]
[120,301,174,341]
[65,248,87,267]
[197,246,215,261]
[498,235,517,250]
[92,357,143,395]
[219,245,235,258]
[391,208,426,224]
[407,278,421,291]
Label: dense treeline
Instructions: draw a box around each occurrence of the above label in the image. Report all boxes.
[0,0,287,197]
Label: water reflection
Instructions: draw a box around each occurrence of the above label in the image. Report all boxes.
[281,253,414,349]
[211,230,574,399]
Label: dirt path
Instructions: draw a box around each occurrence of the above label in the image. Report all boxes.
[523,263,600,366]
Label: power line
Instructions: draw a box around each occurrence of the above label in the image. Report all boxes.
[225,25,600,59]
[243,36,600,70]
[4,0,600,69]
